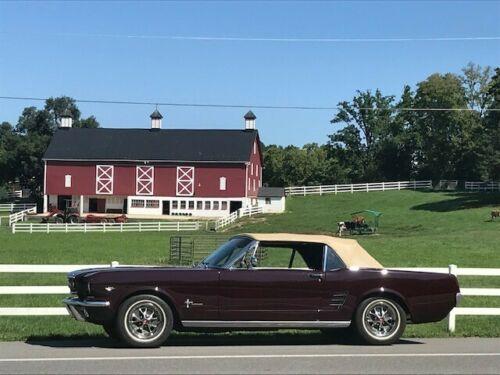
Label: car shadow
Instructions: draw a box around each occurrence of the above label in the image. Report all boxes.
[26,331,423,348]
[410,191,500,212]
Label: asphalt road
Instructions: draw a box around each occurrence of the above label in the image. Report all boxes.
[0,337,499,374]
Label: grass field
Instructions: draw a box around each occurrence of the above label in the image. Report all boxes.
[0,189,498,341]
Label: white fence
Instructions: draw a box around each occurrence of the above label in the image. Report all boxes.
[7,190,22,199]
[11,221,201,234]
[8,207,37,226]
[285,180,432,196]
[0,263,497,334]
[0,203,37,212]
[465,181,500,192]
[214,206,264,231]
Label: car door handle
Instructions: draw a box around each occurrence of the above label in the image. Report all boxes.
[309,273,323,281]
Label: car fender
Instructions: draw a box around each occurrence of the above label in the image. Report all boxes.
[356,286,411,316]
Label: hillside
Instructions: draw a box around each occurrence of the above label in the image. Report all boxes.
[230,190,500,268]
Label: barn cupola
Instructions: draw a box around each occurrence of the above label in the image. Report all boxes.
[59,109,73,129]
[244,110,256,130]
[150,108,163,130]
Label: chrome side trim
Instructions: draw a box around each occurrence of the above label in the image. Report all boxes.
[63,297,110,308]
[181,320,351,328]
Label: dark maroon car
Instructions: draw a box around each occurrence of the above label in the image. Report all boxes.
[64,233,460,347]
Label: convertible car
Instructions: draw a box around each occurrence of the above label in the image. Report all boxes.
[64,233,460,347]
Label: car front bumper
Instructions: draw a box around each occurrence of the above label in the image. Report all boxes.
[64,297,111,322]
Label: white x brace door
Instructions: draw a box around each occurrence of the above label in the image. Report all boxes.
[176,166,195,196]
[96,165,114,194]
[136,166,154,195]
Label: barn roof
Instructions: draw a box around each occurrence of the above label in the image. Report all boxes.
[258,187,285,197]
[43,128,259,163]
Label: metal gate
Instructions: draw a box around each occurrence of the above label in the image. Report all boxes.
[169,235,229,265]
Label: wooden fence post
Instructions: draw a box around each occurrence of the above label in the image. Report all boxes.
[319,186,323,196]
[334,185,337,195]
[366,183,369,192]
[350,185,353,194]
[303,186,306,196]
[177,222,180,231]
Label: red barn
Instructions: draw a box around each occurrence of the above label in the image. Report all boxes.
[42,110,263,218]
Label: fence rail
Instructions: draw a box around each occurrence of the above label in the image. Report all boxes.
[8,207,37,226]
[11,221,201,234]
[0,263,497,334]
[214,206,264,231]
[465,181,500,191]
[285,180,432,196]
[0,203,37,212]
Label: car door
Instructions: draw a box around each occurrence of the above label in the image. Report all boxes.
[317,246,354,322]
[218,242,325,321]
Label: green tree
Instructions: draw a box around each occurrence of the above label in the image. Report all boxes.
[329,89,395,181]
[485,68,500,179]
[2,97,100,199]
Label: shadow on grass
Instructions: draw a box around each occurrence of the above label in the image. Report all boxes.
[411,192,500,212]
[25,330,423,348]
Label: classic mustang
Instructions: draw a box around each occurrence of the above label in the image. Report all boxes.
[64,233,460,347]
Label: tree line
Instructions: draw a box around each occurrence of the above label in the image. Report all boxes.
[0,63,498,201]
[263,63,499,187]
[0,97,99,200]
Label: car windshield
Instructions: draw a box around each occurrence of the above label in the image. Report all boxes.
[199,237,254,269]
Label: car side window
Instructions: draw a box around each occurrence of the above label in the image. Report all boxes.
[255,245,309,269]
[325,246,346,270]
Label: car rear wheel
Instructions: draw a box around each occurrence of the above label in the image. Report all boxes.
[116,294,173,348]
[354,297,406,345]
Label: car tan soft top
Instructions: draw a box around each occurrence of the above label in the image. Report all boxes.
[241,233,382,269]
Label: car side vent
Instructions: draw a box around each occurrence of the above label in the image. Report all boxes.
[330,292,348,310]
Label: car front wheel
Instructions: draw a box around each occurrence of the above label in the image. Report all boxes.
[354,297,406,345]
[116,294,173,348]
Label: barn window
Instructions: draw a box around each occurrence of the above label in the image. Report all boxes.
[219,177,226,191]
[64,175,72,188]
[131,199,145,208]
[254,142,257,154]
[180,201,186,209]
[176,166,195,196]
[172,201,178,210]
[213,201,220,210]
[96,165,114,194]
[221,201,228,210]
[256,166,259,177]
[145,200,159,208]
[265,198,271,205]
[253,179,256,192]
[204,201,211,210]
[196,201,203,210]
[188,201,194,210]
[136,166,154,195]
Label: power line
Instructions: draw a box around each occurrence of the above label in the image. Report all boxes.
[1,95,498,112]
[2,31,499,43]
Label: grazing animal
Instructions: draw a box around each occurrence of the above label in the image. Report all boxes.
[492,210,500,221]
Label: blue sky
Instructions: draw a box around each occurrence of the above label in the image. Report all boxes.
[0,1,499,146]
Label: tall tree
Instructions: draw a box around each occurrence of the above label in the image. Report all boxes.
[460,62,493,116]
[329,89,395,181]
[485,68,500,180]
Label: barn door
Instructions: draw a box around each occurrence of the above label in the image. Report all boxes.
[176,166,195,196]
[136,166,154,195]
[96,165,114,194]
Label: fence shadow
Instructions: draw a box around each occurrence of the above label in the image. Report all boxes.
[25,331,422,348]
[411,192,500,213]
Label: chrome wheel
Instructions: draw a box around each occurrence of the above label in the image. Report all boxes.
[124,300,166,342]
[362,299,400,340]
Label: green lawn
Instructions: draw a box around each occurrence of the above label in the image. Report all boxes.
[0,189,498,341]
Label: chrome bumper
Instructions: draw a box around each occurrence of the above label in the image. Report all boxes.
[456,292,462,306]
[63,298,110,322]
